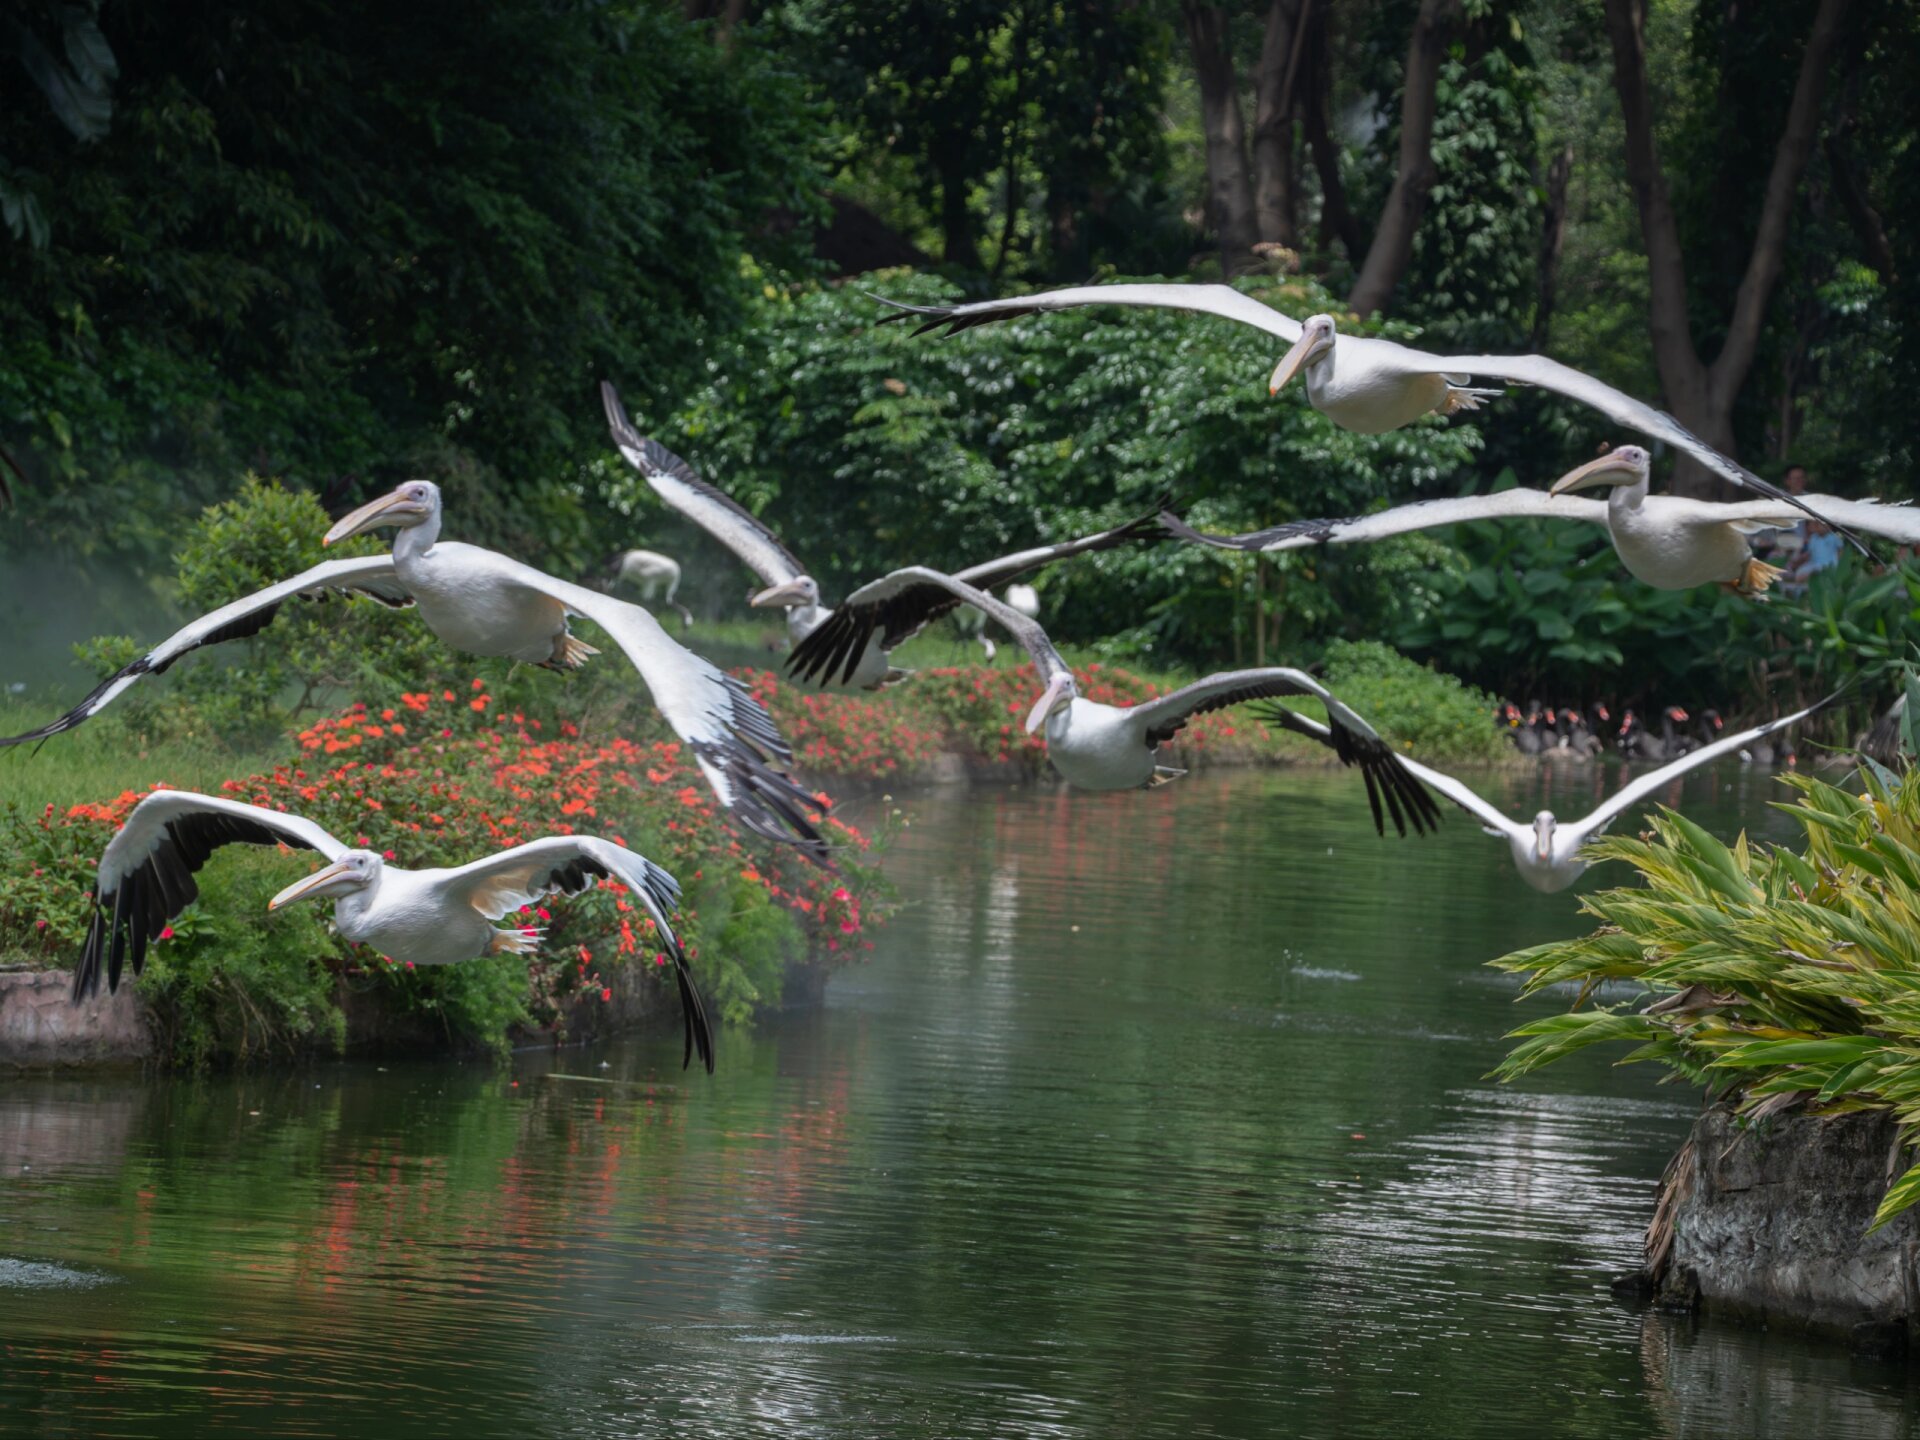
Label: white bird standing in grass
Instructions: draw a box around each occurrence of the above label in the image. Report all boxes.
[1260,695,1830,892]
[880,283,1859,546]
[602,548,692,629]
[790,566,1439,835]
[1164,446,1920,598]
[0,480,829,861]
[73,791,714,1071]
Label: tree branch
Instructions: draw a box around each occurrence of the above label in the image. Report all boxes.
[1252,0,1306,248]
[1301,4,1364,262]
[1602,0,1707,417]
[1347,0,1454,317]
[1531,143,1573,353]
[1710,0,1853,411]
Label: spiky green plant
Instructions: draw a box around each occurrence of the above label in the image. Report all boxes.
[1491,764,1920,1230]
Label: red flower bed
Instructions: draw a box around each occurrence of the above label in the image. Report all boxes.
[0,678,886,1055]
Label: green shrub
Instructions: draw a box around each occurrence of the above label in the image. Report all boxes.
[1491,766,1920,1230]
[1320,640,1505,762]
[135,849,348,1069]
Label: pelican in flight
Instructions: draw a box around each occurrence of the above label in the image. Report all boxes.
[789,567,1439,835]
[880,283,1855,545]
[1164,446,1920,597]
[2,481,827,859]
[600,382,1164,690]
[1263,696,1826,892]
[73,791,714,1071]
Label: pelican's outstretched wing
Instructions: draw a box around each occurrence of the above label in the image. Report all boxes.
[1160,489,1609,554]
[1130,674,1439,838]
[442,835,711,1073]
[1675,494,1920,544]
[80,792,349,1001]
[1382,343,1866,550]
[600,383,805,590]
[1563,694,1834,847]
[803,506,1170,662]
[0,556,410,746]
[876,282,1303,344]
[472,553,830,864]
[788,566,1069,690]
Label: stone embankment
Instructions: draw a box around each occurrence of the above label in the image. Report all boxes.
[1621,1105,1920,1354]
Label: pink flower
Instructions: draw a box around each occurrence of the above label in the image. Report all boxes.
[600,987,612,1002]
[159,925,174,940]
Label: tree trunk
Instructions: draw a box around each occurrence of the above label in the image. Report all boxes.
[1347,0,1454,317]
[1301,5,1364,262]
[1603,0,1852,495]
[1531,143,1573,352]
[937,152,982,272]
[1252,0,1307,249]
[1183,2,1259,276]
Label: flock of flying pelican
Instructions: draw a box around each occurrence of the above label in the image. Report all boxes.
[16,279,1910,1069]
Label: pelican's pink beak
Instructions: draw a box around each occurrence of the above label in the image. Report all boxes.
[323,489,422,546]
[1549,448,1645,497]
[267,859,355,910]
[750,579,812,608]
[1268,326,1329,395]
[1025,674,1072,735]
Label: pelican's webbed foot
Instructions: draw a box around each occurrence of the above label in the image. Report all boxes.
[1442,385,1503,416]
[1734,557,1784,598]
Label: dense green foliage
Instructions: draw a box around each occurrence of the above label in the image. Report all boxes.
[645,271,1481,662]
[1493,762,1920,1229]
[1,0,826,569]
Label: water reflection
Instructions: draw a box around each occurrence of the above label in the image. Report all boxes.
[0,763,1906,1438]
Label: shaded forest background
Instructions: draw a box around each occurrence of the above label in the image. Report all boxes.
[1,0,1913,708]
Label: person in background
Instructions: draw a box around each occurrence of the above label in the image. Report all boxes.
[1755,464,1810,572]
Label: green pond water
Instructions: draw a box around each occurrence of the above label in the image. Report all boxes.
[3,763,1918,1438]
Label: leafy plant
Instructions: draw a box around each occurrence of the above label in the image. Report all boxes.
[1491,764,1920,1230]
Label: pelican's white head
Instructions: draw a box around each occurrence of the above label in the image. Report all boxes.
[1548,445,1651,499]
[267,849,383,911]
[1531,811,1557,864]
[749,575,821,610]
[1269,314,1338,395]
[1025,672,1076,734]
[323,480,442,545]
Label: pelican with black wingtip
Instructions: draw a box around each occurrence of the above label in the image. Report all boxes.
[1259,694,1830,892]
[600,381,1168,691]
[1162,446,1920,597]
[880,282,1864,550]
[74,790,714,1072]
[789,566,1439,836]
[0,480,829,862]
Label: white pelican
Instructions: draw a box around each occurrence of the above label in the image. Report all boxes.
[789,567,1440,834]
[602,548,692,629]
[72,791,714,1070]
[2,482,828,860]
[1163,446,1920,596]
[880,283,1859,545]
[600,382,1163,690]
[1261,695,1826,892]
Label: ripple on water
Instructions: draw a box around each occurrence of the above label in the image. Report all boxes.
[0,1257,114,1290]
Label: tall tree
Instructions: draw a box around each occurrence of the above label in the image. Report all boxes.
[1347,0,1455,316]
[1183,2,1259,274]
[1181,0,1310,275]
[1602,0,1853,494]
